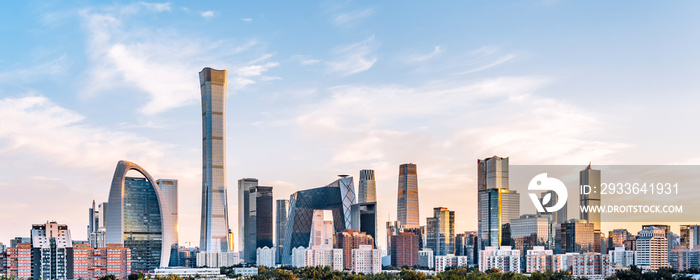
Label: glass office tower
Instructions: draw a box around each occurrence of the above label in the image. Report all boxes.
[580,164,601,231]
[105,160,171,270]
[281,176,356,264]
[199,67,231,252]
[397,164,419,228]
[275,199,289,264]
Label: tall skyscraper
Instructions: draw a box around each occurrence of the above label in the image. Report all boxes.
[358,169,376,203]
[426,207,455,256]
[580,164,601,231]
[157,179,179,266]
[105,160,172,270]
[245,186,273,263]
[199,67,231,253]
[477,156,519,250]
[275,199,289,264]
[238,178,259,254]
[397,163,419,228]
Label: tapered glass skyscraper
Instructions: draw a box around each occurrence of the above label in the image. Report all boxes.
[199,67,231,252]
[397,163,419,228]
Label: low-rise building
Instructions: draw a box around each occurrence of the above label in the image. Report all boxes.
[478,246,521,273]
[526,246,563,273]
[152,268,223,279]
[434,254,469,272]
[196,251,241,268]
[565,252,612,279]
[418,249,434,269]
[291,246,343,271]
[609,246,635,268]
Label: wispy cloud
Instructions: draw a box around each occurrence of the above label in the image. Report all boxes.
[201,10,215,18]
[326,36,378,76]
[0,55,67,84]
[78,4,277,114]
[291,55,321,66]
[455,54,516,75]
[242,18,252,22]
[139,2,172,12]
[0,94,199,241]
[403,46,443,63]
[292,76,627,232]
[332,8,374,26]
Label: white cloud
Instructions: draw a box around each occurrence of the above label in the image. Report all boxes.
[293,76,627,234]
[0,94,200,242]
[78,5,277,114]
[455,53,516,75]
[326,36,378,76]
[403,46,443,63]
[201,11,215,18]
[139,2,172,12]
[291,55,321,66]
[242,18,252,22]
[332,8,374,26]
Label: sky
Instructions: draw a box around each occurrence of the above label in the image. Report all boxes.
[1,1,700,250]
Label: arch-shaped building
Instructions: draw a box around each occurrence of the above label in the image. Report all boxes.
[105,160,172,271]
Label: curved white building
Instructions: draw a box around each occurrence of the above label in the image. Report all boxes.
[106,160,172,271]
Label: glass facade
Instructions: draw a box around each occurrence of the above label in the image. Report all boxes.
[245,186,273,264]
[281,177,356,265]
[275,199,289,264]
[199,67,231,253]
[397,164,419,228]
[238,178,258,256]
[124,177,163,272]
[351,202,377,248]
[105,160,171,270]
[478,156,519,252]
[579,165,601,231]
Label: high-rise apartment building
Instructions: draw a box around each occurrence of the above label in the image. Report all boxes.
[309,210,335,248]
[426,207,455,256]
[291,246,344,270]
[580,164,601,231]
[157,178,179,266]
[238,178,259,256]
[72,243,131,280]
[397,163,419,228]
[275,199,289,264]
[256,247,275,267]
[636,226,668,270]
[106,160,172,271]
[434,254,469,272]
[609,246,635,268]
[246,186,273,263]
[335,229,374,270]
[351,245,381,274]
[608,229,633,251]
[6,243,31,279]
[358,169,376,203]
[30,222,73,280]
[199,67,231,253]
[390,232,419,268]
[477,156,519,251]
[525,246,562,273]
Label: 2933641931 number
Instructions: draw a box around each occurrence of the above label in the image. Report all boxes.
[600,182,678,195]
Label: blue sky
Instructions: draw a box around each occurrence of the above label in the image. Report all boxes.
[1,1,700,249]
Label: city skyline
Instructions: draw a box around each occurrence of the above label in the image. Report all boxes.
[2,0,700,252]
